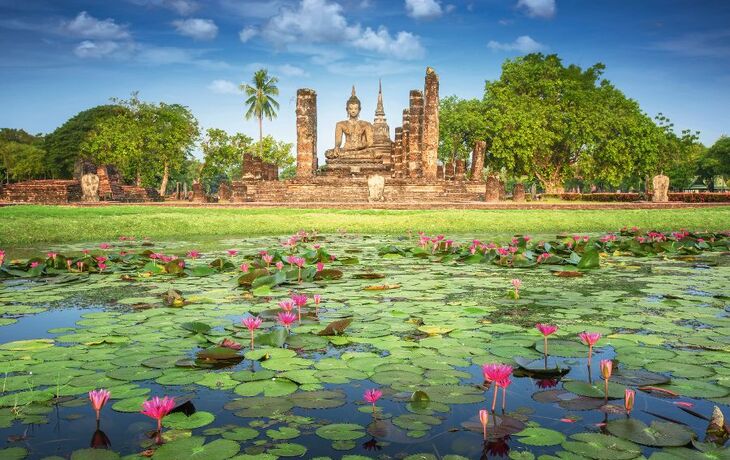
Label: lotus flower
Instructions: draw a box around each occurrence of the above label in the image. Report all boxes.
[89,389,110,421]
[600,359,613,400]
[242,316,263,349]
[511,279,522,298]
[364,388,382,413]
[579,332,601,362]
[291,294,307,322]
[186,250,200,259]
[313,294,322,315]
[479,409,489,440]
[536,323,558,363]
[76,261,84,272]
[275,261,284,271]
[99,243,110,250]
[240,263,250,273]
[227,249,238,256]
[141,396,175,432]
[0,249,5,265]
[82,249,90,255]
[482,364,513,412]
[624,389,635,416]
[316,262,324,272]
[66,259,72,270]
[278,311,296,331]
[98,262,107,272]
[30,261,39,268]
[262,254,273,267]
[47,252,58,260]
[278,300,294,312]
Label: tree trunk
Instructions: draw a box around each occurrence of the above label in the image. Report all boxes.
[259,116,263,158]
[136,168,142,187]
[159,161,169,196]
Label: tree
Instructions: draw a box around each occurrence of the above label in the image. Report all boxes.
[0,129,49,182]
[438,96,488,165]
[241,69,280,156]
[699,136,730,190]
[81,94,199,193]
[44,105,126,178]
[252,135,294,168]
[484,53,662,193]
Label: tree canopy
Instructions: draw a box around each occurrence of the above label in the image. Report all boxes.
[241,68,280,154]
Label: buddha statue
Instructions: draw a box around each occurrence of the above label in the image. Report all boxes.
[325,86,378,160]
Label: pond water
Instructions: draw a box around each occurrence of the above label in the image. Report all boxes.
[1,231,729,460]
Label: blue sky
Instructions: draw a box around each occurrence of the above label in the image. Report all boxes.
[1,0,728,161]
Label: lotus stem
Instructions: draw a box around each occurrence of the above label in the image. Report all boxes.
[604,379,609,401]
[491,384,498,412]
[502,386,507,412]
[249,331,255,350]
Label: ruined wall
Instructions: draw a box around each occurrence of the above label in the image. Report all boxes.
[422,68,439,180]
[296,89,317,178]
[470,140,486,182]
[407,90,424,178]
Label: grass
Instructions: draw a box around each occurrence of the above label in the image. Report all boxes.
[1,205,730,248]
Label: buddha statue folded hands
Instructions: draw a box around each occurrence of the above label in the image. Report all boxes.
[324,87,381,161]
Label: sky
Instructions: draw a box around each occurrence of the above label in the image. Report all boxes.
[1,0,729,162]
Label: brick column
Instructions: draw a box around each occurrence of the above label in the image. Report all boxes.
[393,127,403,178]
[422,67,439,180]
[470,140,486,181]
[296,89,317,178]
[401,108,411,177]
[407,90,423,178]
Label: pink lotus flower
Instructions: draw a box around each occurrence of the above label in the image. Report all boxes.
[89,389,110,421]
[240,263,250,273]
[291,294,307,307]
[313,244,321,249]
[82,249,90,255]
[600,359,613,400]
[186,250,200,259]
[278,300,295,312]
[141,396,175,432]
[363,388,382,413]
[579,332,601,361]
[219,338,242,350]
[242,316,263,349]
[66,259,72,270]
[316,262,324,272]
[96,256,107,263]
[227,249,238,256]
[178,260,185,268]
[99,243,110,250]
[275,261,284,271]
[0,250,5,265]
[262,254,274,266]
[536,323,558,360]
[479,409,489,440]
[537,252,551,263]
[76,261,84,272]
[30,261,39,268]
[482,363,513,412]
[98,262,107,272]
[625,389,635,416]
[511,279,522,290]
[47,252,58,260]
[278,311,297,330]
[313,294,322,315]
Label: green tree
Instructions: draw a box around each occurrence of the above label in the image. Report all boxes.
[438,96,488,165]
[0,129,49,182]
[252,135,294,169]
[484,53,661,193]
[240,69,280,156]
[44,105,126,178]
[699,136,730,190]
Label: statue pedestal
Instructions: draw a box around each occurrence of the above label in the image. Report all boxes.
[323,148,389,177]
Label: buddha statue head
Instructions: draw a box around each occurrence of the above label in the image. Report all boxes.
[346,86,361,119]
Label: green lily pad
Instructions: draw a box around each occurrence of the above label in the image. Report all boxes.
[606,418,695,447]
[562,432,642,459]
[162,411,215,429]
[514,427,566,446]
[563,381,627,399]
[152,436,240,460]
[315,423,367,441]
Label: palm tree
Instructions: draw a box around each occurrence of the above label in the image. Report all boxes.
[240,69,280,157]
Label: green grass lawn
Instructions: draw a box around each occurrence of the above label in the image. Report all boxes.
[2,205,730,248]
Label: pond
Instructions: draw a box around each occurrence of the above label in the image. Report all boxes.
[0,229,729,460]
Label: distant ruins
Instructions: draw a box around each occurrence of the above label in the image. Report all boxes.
[233,67,485,203]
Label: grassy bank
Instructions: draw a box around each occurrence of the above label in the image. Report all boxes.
[1,205,730,248]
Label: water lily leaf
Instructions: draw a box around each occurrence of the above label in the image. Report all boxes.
[606,418,696,447]
[314,269,343,280]
[317,318,353,336]
[660,379,729,399]
[315,423,366,441]
[266,426,300,440]
[234,378,298,397]
[152,436,240,460]
[562,433,642,459]
[514,427,566,446]
[563,381,626,399]
[417,325,454,335]
[225,396,294,418]
[69,448,120,460]
[267,443,307,457]
[0,447,29,460]
[221,426,258,441]
[363,284,401,290]
[181,322,211,334]
[290,390,346,409]
[163,411,215,429]
[0,339,54,351]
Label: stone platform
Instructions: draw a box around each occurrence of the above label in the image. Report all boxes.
[233,177,484,203]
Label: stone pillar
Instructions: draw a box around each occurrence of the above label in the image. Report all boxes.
[422,67,439,180]
[81,174,100,202]
[470,141,486,182]
[393,127,403,178]
[445,161,454,180]
[485,175,501,202]
[407,90,423,179]
[652,174,669,202]
[296,89,317,178]
[402,109,411,177]
[191,181,206,203]
[367,175,385,202]
[513,183,526,201]
[454,159,465,180]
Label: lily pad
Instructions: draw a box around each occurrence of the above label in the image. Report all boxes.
[606,418,695,447]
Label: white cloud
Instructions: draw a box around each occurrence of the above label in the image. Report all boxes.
[352,27,425,60]
[172,18,218,40]
[517,0,556,19]
[74,40,124,58]
[487,35,545,53]
[208,79,240,94]
[259,0,425,60]
[278,64,307,76]
[405,0,443,19]
[62,11,130,40]
[239,26,258,43]
[135,46,229,69]
[126,0,199,15]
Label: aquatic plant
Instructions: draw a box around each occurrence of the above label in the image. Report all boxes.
[88,389,110,421]
[479,409,489,440]
[579,332,601,362]
[363,388,382,413]
[278,311,296,331]
[600,359,613,400]
[482,363,513,412]
[536,323,558,362]
[141,396,175,433]
[625,389,635,416]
